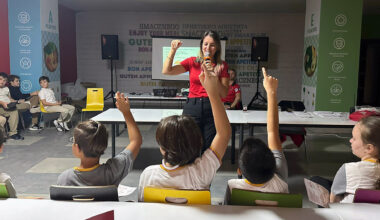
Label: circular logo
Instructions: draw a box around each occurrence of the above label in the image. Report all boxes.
[335,14,347,27]
[333,38,345,50]
[18,11,30,24]
[304,45,318,77]
[19,35,31,47]
[20,57,32,69]
[332,61,344,73]
[330,84,343,96]
[21,80,32,92]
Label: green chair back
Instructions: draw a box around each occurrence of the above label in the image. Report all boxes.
[0,183,10,198]
[230,188,303,208]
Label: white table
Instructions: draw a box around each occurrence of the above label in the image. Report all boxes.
[0,198,344,220]
[92,109,356,160]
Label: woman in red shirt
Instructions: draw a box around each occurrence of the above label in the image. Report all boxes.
[222,68,241,110]
[162,31,229,151]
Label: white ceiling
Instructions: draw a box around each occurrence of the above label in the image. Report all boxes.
[58,0,380,14]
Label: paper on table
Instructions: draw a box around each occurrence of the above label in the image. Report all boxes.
[161,109,182,118]
[313,111,347,118]
[293,111,314,118]
[118,184,136,197]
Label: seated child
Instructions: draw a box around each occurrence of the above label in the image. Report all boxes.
[57,92,142,186]
[8,75,40,130]
[0,72,23,140]
[0,127,17,197]
[329,116,380,203]
[38,76,75,131]
[138,62,232,201]
[224,68,288,204]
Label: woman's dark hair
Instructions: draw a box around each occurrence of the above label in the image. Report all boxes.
[239,137,276,184]
[156,115,203,166]
[229,68,237,85]
[39,76,50,83]
[8,75,20,83]
[74,120,108,158]
[199,30,222,64]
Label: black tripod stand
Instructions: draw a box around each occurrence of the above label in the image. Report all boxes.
[104,59,116,107]
[248,60,267,108]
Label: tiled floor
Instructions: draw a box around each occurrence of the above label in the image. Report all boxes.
[0,114,355,207]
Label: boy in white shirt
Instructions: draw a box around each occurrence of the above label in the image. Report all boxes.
[38,76,75,131]
[138,62,232,201]
[0,72,23,140]
[224,68,289,204]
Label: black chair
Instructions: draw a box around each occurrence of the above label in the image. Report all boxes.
[50,185,119,201]
[278,100,308,160]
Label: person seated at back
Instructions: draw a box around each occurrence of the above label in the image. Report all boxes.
[222,68,241,110]
[0,72,23,140]
[8,75,41,131]
[138,62,232,201]
[57,92,142,186]
[0,127,17,198]
[224,68,288,204]
[38,76,75,131]
[329,116,380,203]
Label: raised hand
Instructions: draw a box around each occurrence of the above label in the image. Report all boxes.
[200,63,219,96]
[171,40,183,51]
[262,67,278,94]
[115,91,130,113]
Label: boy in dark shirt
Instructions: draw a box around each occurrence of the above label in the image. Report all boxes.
[8,75,40,130]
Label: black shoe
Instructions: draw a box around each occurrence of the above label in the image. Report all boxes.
[9,134,24,140]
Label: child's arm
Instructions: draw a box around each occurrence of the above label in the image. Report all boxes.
[115,92,142,159]
[200,63,231,158]
[262,67,282,151]
[40,99,61,106]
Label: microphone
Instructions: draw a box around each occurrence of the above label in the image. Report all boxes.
[204,51,211,62]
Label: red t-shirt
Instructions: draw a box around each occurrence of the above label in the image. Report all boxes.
[222,84,241,103]
[180,57,229,98]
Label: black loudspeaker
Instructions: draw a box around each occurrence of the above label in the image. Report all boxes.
[251,37,269,61]
[101,35,119,60]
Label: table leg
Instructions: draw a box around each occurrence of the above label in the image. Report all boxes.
[239,124,244,154]
[112,123,116,157]
[249,125,254,137]
[231,125,236,164]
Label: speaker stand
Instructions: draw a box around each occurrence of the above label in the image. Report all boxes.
[104,59,116,107]
[248,60,267,108]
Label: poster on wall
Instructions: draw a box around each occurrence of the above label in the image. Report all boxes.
[8,0,42,93]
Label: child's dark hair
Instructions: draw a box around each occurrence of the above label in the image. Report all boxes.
[73,120,108,158]
[156,115,202,166]
[0,126,6,145]
[8,75,20,83]
[239,137,276,184]
[0,72,8,80]
[39,76,50,83]
[359,116,380,189]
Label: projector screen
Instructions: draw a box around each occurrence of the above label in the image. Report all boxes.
[152,37,226,81]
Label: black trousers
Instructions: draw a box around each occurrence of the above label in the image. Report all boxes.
[183,97,215,152]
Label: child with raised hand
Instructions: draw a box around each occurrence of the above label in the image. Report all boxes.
[329,116,380,203]
[57,92,142,186]
[224,67,288,204]
[138,62,231,201]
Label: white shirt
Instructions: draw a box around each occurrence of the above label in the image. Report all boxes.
[0,87,11,103]
[38,88,57,104]
[228,175,289,194]
[331,160,380,203]
[138,148,221,201]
